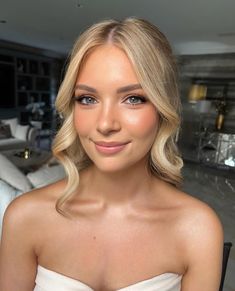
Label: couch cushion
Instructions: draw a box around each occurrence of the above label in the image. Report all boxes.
[27,164,66,188]
[14,124,29,141]
[2,118,18,136]
[0,153,32,192]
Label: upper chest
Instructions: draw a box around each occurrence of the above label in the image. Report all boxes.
[36,204,184,281]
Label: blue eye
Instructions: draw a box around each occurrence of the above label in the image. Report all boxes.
[125,95,146,105]
[75,95,97,105]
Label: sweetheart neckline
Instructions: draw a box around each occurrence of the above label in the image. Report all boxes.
[37,264,182,290]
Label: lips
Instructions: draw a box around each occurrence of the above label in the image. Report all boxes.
[94,141,130,147]
[93,140,130,154]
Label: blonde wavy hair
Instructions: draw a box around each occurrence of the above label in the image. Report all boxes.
[52,17,183,217]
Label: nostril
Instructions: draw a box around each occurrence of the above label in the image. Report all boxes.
[96,120,121,135]
[96,111,121,134]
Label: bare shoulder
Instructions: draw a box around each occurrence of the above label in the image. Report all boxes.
[158,181,222,232]
[163,184,224,276]
[160,183,224,285]
[0,178,67,291]
[176,188,223,242]
[3,178,67,235]
[157,180,223,252]
[166,184,223,240]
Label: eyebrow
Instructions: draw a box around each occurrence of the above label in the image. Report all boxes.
[75,83,142,93]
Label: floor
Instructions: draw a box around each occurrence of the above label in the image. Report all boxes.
[182,161,235,291]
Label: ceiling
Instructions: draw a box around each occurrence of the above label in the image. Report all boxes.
[1,0,235,56]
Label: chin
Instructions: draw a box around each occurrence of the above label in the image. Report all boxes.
[91,156,147,174]
[93,160,129,173]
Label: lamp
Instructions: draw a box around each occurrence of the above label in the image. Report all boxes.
[188,84,207,103]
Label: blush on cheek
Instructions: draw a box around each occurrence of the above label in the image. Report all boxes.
[73,109,90,136]
[124,107,159,136]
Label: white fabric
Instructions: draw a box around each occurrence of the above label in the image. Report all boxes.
[34,265,182,291]
[14,124,29,141]
[2,118,18,136]
[0,153,32,192]
[30,121,42,129]
[27,165,65,188]
[0,179,22,237]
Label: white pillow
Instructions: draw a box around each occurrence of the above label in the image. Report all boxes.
[0,179,22,237]
[27,165,66,188]
[14,124,29,140]
[2,118,18,136]
[0,154,32,192]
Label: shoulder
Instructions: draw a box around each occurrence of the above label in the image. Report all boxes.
[2,178,67,237]
[168,187,224,273]
[166,185,224,242]
[159,181,223,235]
[177,190,223,243]
[157,181,223,253]
[163,185,224,280]
[158,186,224,289]
[0,179,67,291]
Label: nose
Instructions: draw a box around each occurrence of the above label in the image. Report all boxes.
[96,102,121,135]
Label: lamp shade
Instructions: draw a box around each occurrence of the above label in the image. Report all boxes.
[188,84,207,103]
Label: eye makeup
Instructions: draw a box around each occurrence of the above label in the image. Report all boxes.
[74,95,98,105]
[123,95,147,105]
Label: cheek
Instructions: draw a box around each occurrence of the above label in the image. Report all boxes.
[123,106,159,138]
[73,107,93,136]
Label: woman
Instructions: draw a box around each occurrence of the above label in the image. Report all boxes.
[0,18,223,291]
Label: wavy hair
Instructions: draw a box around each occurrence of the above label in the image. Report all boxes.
[52,17,183,217]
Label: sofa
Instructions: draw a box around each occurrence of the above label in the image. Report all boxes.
[0,117,38,151]
[0,153,66,237]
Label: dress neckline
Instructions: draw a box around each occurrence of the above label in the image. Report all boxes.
[37,264,182,291]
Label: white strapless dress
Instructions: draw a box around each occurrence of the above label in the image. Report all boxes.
[34,265,182,291]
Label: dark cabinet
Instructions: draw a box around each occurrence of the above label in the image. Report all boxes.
[0,63,15,108]
[15,57,52,107]
[0,53,54,108]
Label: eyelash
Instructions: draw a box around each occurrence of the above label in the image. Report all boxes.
[125,95,146,105]
[74,95,147,106]
[74,95,97,105]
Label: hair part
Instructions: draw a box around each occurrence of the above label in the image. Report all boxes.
[52,17,183,217]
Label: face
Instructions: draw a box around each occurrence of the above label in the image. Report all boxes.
[73,44,159,173]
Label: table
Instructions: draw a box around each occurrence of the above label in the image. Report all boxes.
[2,148,52,173]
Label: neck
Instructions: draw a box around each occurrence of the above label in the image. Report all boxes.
[81,159,157,206]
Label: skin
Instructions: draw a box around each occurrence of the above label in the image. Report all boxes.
[0,44,224,291]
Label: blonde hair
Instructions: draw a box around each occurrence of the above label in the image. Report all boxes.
[52,17,183,217]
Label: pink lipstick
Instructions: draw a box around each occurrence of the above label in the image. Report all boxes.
[94,141,130,154]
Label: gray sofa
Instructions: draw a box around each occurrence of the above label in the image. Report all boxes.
[0,118,38,150]
[0,153,65,237]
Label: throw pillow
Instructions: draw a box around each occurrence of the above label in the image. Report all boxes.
[0,154,32,192]
[0,124,12,139]
[27,164,66,188]
[2,118,18,136]
[14,124,29,141]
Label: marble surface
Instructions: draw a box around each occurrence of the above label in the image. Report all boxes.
[182,162,235,291]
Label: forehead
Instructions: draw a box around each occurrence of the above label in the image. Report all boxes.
[76,44,139,84]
